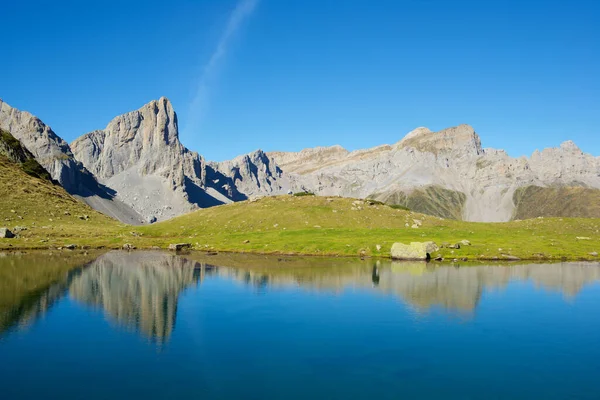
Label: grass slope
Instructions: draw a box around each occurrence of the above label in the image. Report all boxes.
[371,185,466,220]
[0,129,53,181]
[513,186,600,220]
[136,195,600,260]
[0,154,124,248]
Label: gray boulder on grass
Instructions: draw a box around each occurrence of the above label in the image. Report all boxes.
[0,228,15,238]
[391,241,437,260]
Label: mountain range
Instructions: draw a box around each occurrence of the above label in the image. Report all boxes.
[1,97,599,224]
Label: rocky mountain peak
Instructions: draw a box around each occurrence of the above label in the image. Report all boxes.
[398,124,483,156]
[559,140,581,153]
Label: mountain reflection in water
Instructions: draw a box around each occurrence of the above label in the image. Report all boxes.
[1,251,599,342]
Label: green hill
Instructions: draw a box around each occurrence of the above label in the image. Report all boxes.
[0,130,123,248]
[136,195,599,261]
[513,185,600,220]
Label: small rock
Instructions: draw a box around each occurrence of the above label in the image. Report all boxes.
[589,252,598,257]
[502,254,521,261]
[576,237,591,240]
[12,226,27,233]
[146,215,157,224]
[434,255,443,261]
[448,243,461,249]
[64,244,77,250]
[123,243,135,250]
[0,228,15,238]
[460,240,471,246]
[376,244,382,251]
[243,240,250,244]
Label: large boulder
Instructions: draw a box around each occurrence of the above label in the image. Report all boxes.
[168,243,191,251]
[391,241,436,260]
[0,228,15,238]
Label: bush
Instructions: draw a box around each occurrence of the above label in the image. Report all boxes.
[293,192,315,197]
[388,204,410,211]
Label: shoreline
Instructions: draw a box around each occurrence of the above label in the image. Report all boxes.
[1,245,599,263]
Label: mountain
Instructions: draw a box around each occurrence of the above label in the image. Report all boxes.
[71,98,293,222]
[0,99,143,224]
[268,124,600,221]
[3,96,599,223]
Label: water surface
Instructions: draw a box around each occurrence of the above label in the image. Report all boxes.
[1,251,600,399]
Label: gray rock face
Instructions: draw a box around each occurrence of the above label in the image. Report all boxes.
[268,124,600,222]
[210,149,297,199]
[72,98,253,221]
[71,97,207,221]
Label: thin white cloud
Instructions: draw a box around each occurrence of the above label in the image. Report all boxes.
[184,0,259,140]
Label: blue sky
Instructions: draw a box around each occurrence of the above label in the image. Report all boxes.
[2,0,599,161]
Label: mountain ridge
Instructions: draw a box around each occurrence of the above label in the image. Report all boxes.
[2,96,599,223]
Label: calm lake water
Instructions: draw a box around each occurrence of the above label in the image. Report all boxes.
[1,251,600,399]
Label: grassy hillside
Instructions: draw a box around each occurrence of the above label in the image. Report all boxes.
[133,195,600,260]
[0,129,53,181]
[371,185,466,220]
[0,152,124,248]
[513,185,600,220]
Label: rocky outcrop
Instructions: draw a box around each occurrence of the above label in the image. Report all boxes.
[210,149,297,199]
[71,97,210,221]
[0,99,144,225]
[0,99,98,195]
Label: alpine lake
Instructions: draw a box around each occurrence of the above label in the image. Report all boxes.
[1,250,600,399]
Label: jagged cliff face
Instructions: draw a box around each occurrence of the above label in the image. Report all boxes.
[210,149,298,198]
[70,98,292,221]
[72,98,209,221]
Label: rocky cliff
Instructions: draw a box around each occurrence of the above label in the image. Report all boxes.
[0,99,144,224]
[70,98,292,221]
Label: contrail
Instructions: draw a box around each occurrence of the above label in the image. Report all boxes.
[183,0,259,141]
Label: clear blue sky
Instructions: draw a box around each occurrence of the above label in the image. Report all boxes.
[2,0,599,161]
